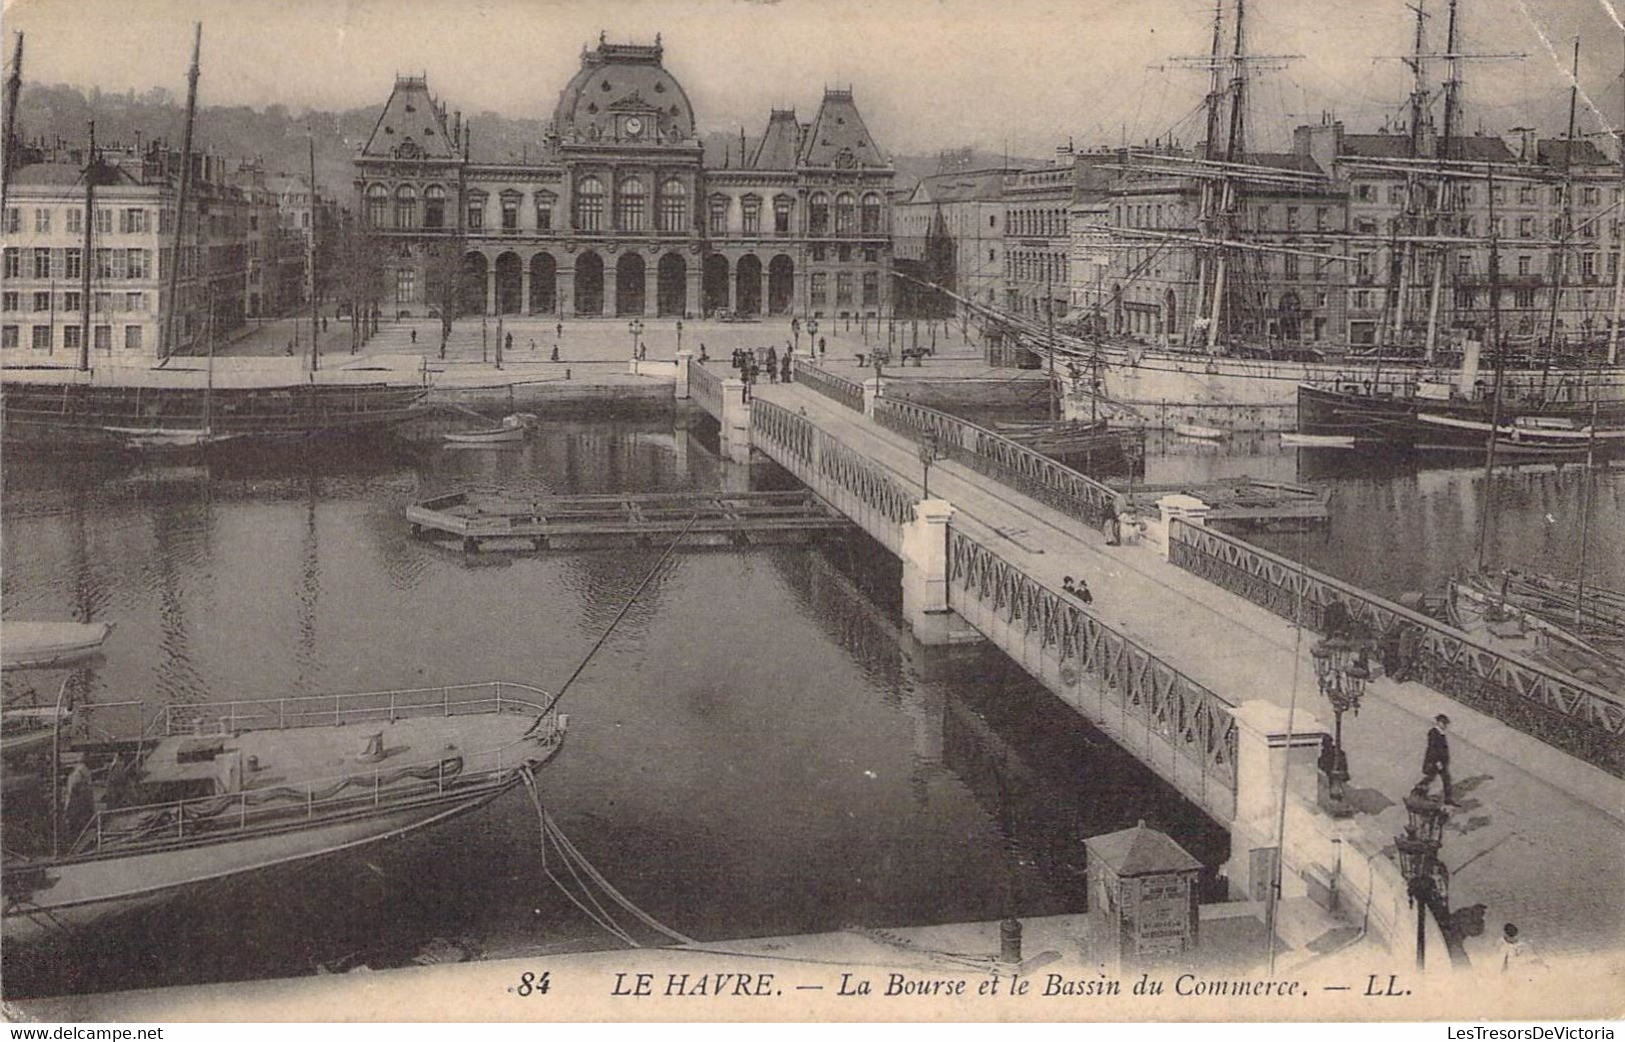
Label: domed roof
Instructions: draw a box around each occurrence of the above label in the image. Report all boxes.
[553,36,697,145]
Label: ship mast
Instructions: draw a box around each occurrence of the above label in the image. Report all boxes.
[1475,163,1506,574]
[1206,0,1250,351]
[161,23,201,365]
[1611,28,1625,366]
[1424,0,1462,362]
[78,120,95,372]
[308,129,320,373]
[1,32,22,220]
[1540,35,1581,394]
[1193,0,1227,346]
[1393,1,1429,347]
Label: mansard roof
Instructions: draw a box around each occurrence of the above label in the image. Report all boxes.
[361,76,459,161]
[553,37,697,145]
[799,89,889,169]
[751,109,802,170]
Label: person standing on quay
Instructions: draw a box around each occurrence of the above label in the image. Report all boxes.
[766,345,778,383]
[1420,714,1458,805]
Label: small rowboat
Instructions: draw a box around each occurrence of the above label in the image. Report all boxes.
[2,621,116,670]
[1173,422,1225,441]
[1281,432,1356,448]
[443,413,536,446]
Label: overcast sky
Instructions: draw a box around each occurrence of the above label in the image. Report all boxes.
[5,0,1623,157]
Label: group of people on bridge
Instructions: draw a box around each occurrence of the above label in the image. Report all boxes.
[731,345,793,401]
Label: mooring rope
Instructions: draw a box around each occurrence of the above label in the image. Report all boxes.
[520,767,694,947]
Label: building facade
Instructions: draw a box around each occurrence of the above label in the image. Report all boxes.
[353,38,894,321]
[892,166,1014,318]
[1003,158,1073,320]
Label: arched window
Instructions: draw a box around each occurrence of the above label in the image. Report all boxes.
[365,184,388,227]
[835,193,856,235]
[575,176,605,231]
[616,176,646,231]
[394,185,417,229]
[659,179,687,232]
[861,193,883,235]
[423,185,446,229]
[809,192,829,236]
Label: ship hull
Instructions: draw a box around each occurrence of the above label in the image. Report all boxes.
[1298,383,1625,450]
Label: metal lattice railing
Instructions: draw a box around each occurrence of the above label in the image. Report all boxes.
[1167,519,1625,777]
[948,526,1238,815]
[751,398,914,529]
[873,397,1124,529]
[793,360,865,412]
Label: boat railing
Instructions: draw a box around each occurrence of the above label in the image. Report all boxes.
[72,708,563,856]
[154,681,550,738]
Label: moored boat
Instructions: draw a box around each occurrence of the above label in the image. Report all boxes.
[443,413,536,446]
[1,681,566,944]
[2,621,115,670]
[1280,432,1355,448]
[1414,412,1625,456]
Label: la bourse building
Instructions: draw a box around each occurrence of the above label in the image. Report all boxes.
[354,37,894,321]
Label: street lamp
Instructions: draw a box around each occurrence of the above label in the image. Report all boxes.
[919,431,942,498]
[1311,634,1372,816]
[1394,791,1451,970]
[628,318,645,360]
[807,319,820,357]
[675,319,684,355]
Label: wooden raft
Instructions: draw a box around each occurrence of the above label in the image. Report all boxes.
[407,489,854,552]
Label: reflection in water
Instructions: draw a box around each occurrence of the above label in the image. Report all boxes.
[1,423,1227,998]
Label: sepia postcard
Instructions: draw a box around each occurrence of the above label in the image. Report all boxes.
[0,0,1622,1025]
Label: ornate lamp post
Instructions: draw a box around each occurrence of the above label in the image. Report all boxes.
[807,318,820,357]
[919,430,941,498]
[1394,791,1451,970]
[1311,635,1372,816]
[627,318,644,360]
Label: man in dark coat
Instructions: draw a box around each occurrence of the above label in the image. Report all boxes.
[1421,714,1457,804]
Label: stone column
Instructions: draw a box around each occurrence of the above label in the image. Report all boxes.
[761,270,771,319]
[559,267,576,318]
[685,265,702,319]
[520,264,532,315]
[718,378,753,465]
[605,260,619,318]
[643,258,657,319]
[485,266,497,316]
[901,498,954,644]
[674,349,693,400]
[793,266,807,318]
[1223,701,1327,902]
[862,376,884,418]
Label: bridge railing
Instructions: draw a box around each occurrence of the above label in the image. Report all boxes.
[690,357,724,418]
[752,398,915,531]
[873,398,1125,529]
[948,525,1239,817]
[792,360,865,413]
[1168,519,1625,777]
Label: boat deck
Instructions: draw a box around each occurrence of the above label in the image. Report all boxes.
[1111,477,1331,528]
[406,489,855,552]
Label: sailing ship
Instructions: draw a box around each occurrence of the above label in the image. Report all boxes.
[0,28,428,452]
[1,681,567,944]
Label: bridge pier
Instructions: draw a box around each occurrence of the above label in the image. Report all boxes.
[901,499,982,646]
[719,379,753,465]
[862,376,884,417]
[1223,701,1328,903]
[674,349,693,399]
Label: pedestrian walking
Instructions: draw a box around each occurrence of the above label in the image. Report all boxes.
[699,342,709,362]
[742,362,753,403]
[322,317,329,333]
[556,322,563,340]
[766,346,779,383]
[529,338,537,353]
[818,336,827,356]
[1419,714,1457,804]
[1075,577,1093,604]
[550,345,560,362]
[1498,924,1543,973]
[780,353,791,384]
[411,328,417,344]
[505,332,514,354]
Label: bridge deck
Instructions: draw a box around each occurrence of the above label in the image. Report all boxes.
[752,380,1625,965]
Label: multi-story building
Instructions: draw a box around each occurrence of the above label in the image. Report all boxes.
[891,166,1014,318]
[2,143,255,366]
[1297,120,1620,348]
[1003,154,1074,320]
[353,37,893,322]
